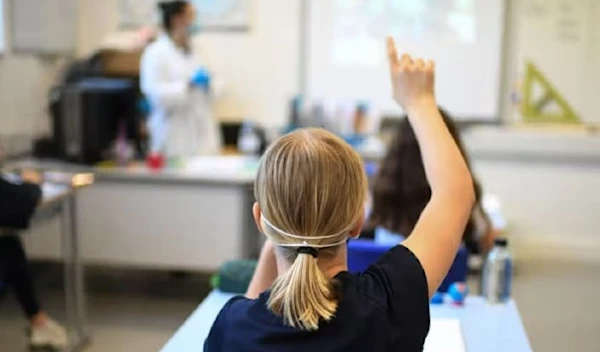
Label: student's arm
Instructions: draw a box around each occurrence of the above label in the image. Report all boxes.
[245,240,277,299]
[386,38,475,296]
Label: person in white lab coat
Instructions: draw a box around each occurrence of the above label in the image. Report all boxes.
[140,1,222,159]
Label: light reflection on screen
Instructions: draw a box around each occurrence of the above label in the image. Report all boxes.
[331,0,478,66]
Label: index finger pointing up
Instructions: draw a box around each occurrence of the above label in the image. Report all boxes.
[387,37,399,68]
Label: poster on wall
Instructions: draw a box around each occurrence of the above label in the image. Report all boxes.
[119,0,251,31]
[193,0,251,31]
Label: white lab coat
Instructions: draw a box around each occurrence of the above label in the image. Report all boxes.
[140,35,222,158]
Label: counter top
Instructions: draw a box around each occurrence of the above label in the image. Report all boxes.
[461,126,600,164]
[360,126,600,164]
[11,156,259,186]
[14,127,600,186]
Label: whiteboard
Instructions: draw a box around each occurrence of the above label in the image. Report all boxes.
[514,0,600,125]
[306,0,506,121]
[588,1,600,124]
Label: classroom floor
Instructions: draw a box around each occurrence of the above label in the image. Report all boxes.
[0,259,599,352]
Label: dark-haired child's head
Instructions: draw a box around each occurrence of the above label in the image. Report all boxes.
[370,108,481,237]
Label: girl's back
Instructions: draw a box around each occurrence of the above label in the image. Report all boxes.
[207,247,429,352]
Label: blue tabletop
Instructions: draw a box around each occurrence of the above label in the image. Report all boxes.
[161,290,532,352]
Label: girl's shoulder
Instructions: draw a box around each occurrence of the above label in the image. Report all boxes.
[350,245,430,321]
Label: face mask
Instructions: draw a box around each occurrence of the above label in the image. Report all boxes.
[188,23,201,35]
[260,213,350,248]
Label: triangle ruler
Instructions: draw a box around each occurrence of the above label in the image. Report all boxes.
[521,61,580,124]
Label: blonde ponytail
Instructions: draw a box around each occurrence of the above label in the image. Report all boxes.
[268,252,338,331]
[255,128,368,331]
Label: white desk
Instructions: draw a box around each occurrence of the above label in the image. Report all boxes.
[22,132,600,271]
[16,157,262,271]
[162,290,533,352]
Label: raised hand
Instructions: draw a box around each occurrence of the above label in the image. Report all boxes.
[386,37,436,111]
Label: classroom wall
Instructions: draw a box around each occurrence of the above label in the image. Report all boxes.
[76,0,301,127]
[0,0,300,141]
[0,56,62,137]
[468,0,600,261]
[3,0,597,132]
[0,0,529,136]
[0,0,64,140]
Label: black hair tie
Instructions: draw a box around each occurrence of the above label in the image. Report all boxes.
[297,246,318,258]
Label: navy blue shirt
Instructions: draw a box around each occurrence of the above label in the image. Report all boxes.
[205,245,430,352]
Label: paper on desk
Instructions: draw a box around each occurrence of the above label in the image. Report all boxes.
[184,156,259,174]
[42,183,70,201]
[2,173,21,183]
[424,319,466,352]
[1,173,69,201]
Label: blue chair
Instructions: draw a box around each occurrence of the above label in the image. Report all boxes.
[347,239,391,273]
[347,238,468,293]
[342,134,367,149]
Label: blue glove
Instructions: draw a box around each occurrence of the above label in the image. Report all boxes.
[191,68,211,90]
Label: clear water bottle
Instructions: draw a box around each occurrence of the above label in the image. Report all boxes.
[481,238,513,304]
[238,120,261,156]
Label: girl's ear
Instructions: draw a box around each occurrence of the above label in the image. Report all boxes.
[349,208,366,239]
[253,202,264,234]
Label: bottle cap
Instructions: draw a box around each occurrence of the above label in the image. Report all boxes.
[241,120,254,130]
[494,238,508,247]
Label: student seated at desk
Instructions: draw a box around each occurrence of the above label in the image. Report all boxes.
[0,169,68,350]
[369,109,497,254]
[204,39,475,352]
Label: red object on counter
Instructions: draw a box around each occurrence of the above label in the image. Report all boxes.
[146,152,165,170]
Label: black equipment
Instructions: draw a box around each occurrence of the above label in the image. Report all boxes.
[53,78,137,164]
[39,53,141,165]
